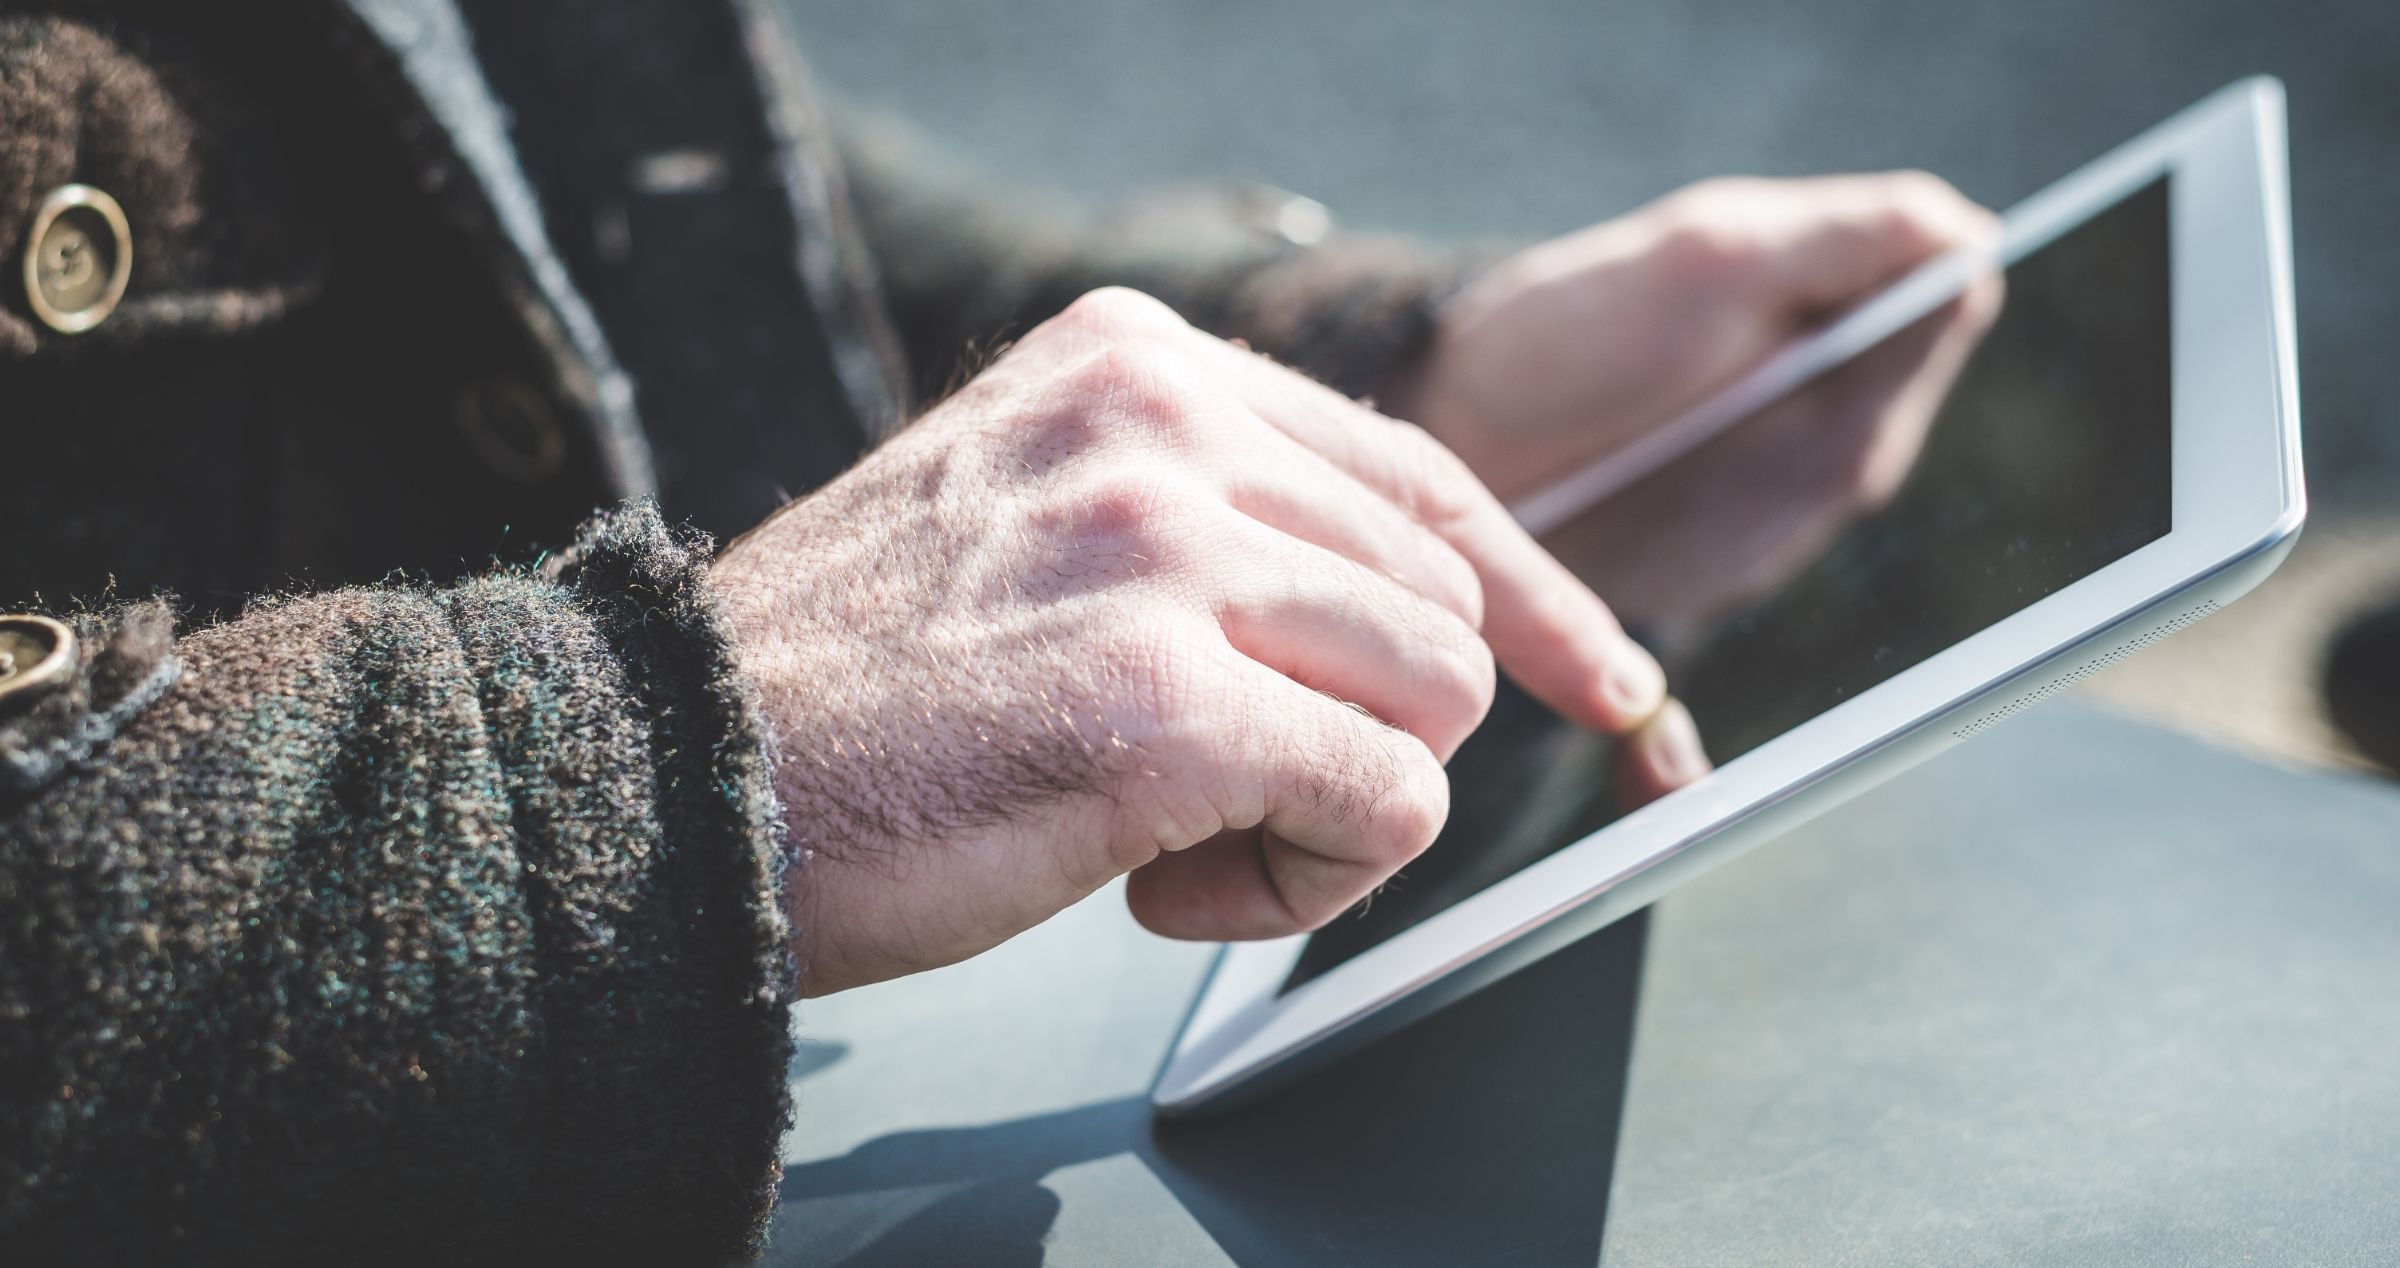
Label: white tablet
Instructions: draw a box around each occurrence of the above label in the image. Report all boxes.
[1154,77,2303,1114]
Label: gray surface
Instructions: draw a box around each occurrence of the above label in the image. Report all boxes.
[1608,715,2400,1266]
[772,703,2400,1265]
[787,0,2399,508]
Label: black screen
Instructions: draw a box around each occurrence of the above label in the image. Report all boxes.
[1285,177,2173,991]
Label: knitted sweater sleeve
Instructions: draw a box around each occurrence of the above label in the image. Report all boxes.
[830,108,1500,407]
[0,502,796,1266]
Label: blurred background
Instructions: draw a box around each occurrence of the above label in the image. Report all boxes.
[787,0,2400,774]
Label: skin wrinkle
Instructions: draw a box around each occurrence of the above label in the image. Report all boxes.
[733,420,1177,886]
[772,601,1136,880]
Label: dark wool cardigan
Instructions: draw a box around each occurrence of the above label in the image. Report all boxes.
[0,1,1468,1263]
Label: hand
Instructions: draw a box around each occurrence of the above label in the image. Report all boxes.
[712,289,1707,995]
[1384,173,2003,632]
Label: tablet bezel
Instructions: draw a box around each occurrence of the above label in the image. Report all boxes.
[1154,77,2303,1114]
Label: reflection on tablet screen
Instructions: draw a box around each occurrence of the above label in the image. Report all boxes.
[1284,176,2172,992]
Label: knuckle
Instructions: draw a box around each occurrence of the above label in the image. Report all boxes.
[1056,286,1183,338]
[1886,167,1961,206]
[1365,732,1449,864]
[1388,422,1481,527]
[1372,575,1492,726]
[1045,473,1188,563]
[1381,519,1485,632]
[1062,342,1149,398]
[1660,175,1747,211]
[1403,604,1495,737]
[1883,169,1992,243]
[1435,614,1499,721]
[1430,542,1486,629]
[1650,212,1760,279]
[1067,344,1207,446]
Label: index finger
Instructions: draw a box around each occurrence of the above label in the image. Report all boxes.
[1182,332,1670,735]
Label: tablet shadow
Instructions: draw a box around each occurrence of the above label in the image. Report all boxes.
[771,1098,1144,1266]
[774,911,1648,1267]
[834,1180,1064,1268]
[1146,909,1648,1268]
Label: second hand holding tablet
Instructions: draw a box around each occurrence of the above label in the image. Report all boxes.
[1506,239,2004,538]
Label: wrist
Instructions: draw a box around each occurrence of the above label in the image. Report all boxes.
[1373,318,1536,501]
[1374,291,1481,445]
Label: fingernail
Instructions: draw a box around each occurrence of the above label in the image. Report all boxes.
[1646,700,1712,785]
[1601,640,1668,726]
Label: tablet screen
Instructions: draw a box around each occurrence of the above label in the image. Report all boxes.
[1284,175,2172,991]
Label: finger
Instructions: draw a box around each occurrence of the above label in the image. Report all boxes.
[1179,333,1670,734]
[1733,172,2000,316]
[1215,432,1487,631]
[1125,828,1289,941]
[1904,261,2007,400]
[1206,506,1496,762]
[995,290,1490,646]
[1126,666,1450,940]
[1596,295,1982,615]
[1774,266,2005,506]
[1841,269,2004,501]
[1009,311,1493,630]
[1611,698,1712,808]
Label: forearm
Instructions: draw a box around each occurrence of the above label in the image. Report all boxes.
[0,504,794,1265]
[833,109,1496,404]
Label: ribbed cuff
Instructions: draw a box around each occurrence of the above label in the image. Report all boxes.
[470,500,797,1262]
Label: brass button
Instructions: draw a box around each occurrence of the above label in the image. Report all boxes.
[0,614,77,707]
[22,184,133,334]
[456,378,568,483]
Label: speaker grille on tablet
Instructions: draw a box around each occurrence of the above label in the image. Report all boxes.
[1950,600,2221,741]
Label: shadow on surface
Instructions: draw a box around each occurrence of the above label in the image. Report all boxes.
[776,911,1649,1266]
[837,1180,1064,1268]
[789,1037,851,1083]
